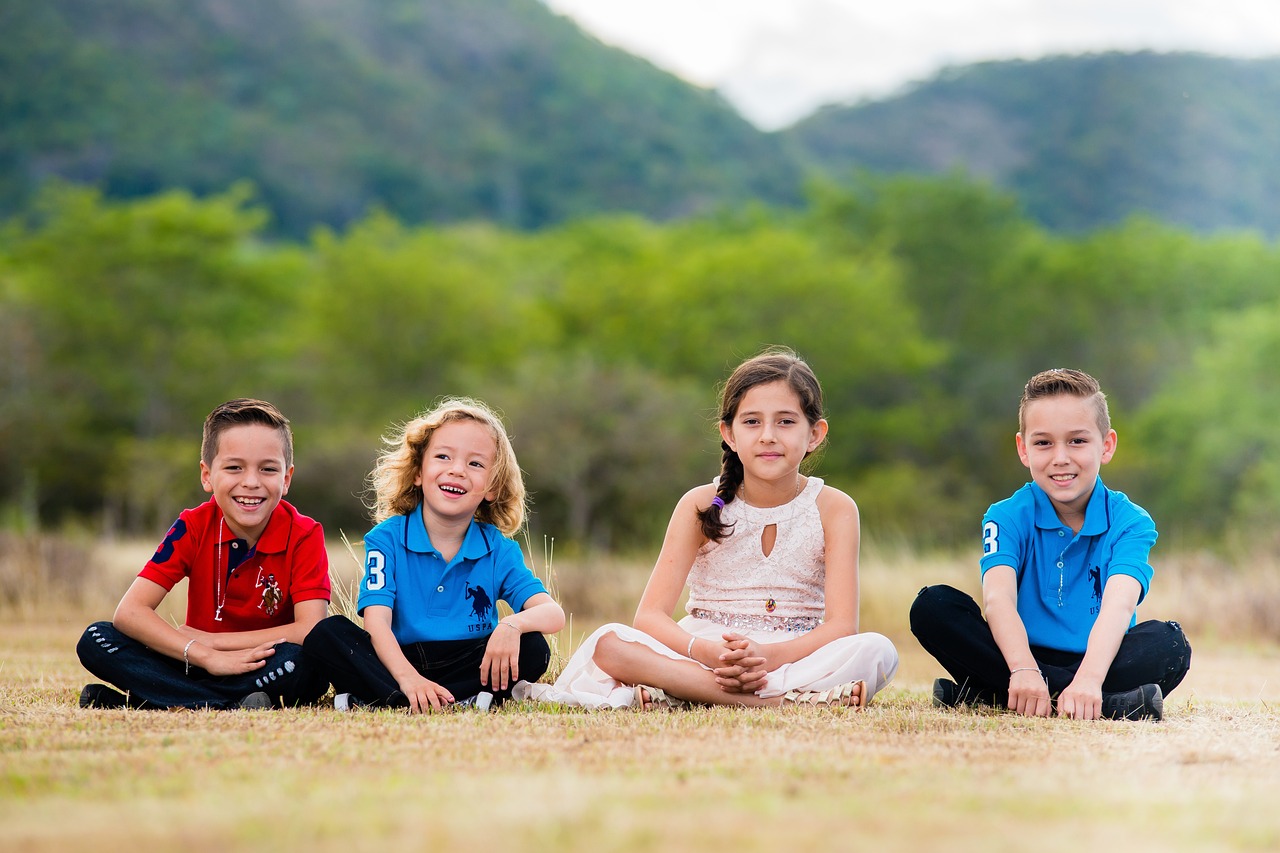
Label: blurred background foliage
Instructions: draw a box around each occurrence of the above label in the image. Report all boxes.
[3,176,1279,552]
[3,0,1279,556]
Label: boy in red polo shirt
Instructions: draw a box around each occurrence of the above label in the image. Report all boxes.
[77,399,331,709]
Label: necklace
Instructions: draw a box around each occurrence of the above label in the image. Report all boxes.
[214,517,228,621]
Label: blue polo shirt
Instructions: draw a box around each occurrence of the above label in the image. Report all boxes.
[357,506,547,644]
[979,478,1156,654]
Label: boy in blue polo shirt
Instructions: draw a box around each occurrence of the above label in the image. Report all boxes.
[910,369,1191,720]
[303,398,565,712]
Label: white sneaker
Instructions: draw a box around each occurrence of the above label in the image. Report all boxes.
[454,691,494,711]
[334,693,354,712]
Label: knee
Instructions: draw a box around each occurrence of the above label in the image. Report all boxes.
[590,626,631,674]
[77,621,121,666]
[909,584,962,629]
[302,614,357,653]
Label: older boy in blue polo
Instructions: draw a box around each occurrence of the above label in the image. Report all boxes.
[910,369,1191,721]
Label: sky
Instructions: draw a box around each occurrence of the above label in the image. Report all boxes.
[542,0,1280,129]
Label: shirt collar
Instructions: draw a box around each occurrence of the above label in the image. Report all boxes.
[212,499,291,554]
[1031,477,1109,535]
[406,505,492,560]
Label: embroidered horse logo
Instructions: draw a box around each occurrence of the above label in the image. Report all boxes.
[258,572,283,617]
[1088,566,1102,602]
[465,583,493,620]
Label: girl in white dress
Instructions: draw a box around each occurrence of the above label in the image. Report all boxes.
[517,348,899,709]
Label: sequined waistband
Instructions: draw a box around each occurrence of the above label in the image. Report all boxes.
[688,608,820,634]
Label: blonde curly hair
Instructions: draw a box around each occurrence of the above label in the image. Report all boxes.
[367,398,526,536]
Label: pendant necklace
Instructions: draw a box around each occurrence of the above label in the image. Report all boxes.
[214,517,228,621]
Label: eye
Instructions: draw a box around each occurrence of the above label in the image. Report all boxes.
[469,460,486,469]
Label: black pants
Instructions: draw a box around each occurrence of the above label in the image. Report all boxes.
[909,584,1191,700]
[302,614,551,707]
[76,621,330,709]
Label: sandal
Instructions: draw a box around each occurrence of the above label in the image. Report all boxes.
[781,680,866,709]
[634,684,688,711]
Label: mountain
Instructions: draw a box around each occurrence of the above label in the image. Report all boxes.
[785,52,1280,235]
[0,0,803,235]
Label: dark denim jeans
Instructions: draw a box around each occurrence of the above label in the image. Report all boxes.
[909,584,1192,700]
[302,614,551,707]
[76,620,329,709]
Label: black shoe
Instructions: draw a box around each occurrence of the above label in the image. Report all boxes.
[932,678,995,708]
[79,683,129,709]
[238,691,275,710]
[1101,684,1163,721]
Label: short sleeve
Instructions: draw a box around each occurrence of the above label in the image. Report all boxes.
[356,525,399,615]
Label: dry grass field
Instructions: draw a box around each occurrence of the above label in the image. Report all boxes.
[2,534,1279,852]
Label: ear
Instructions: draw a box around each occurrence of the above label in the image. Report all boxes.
[807,418,829,452]
[200,460,213,493]
[1100,429,1118,465]
[718,420,735,451]
[1015,433,1030,469]
[282,465,294,496]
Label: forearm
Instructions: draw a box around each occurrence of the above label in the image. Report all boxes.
[755,617,856,669]
[985,598,1040,672]
[501,596,565,635]
[115,602,190,660]
[1074,596,1138,688]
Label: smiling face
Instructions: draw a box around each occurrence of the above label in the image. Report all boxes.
[414,419,500,528]
[720,380,827,487]
[1016,393,1117,528]
[200,423,293,544]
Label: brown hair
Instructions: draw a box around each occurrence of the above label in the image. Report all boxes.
[367,397,526,536]
[1018,368,1111,435]
[697,347,825,542]
[201,398,293,468]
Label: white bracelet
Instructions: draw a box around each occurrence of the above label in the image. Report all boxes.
[686,636,696,659]
[1010,666,1042,677]
[183,639,197,675]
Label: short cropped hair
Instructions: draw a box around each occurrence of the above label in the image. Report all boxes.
[201,398,294,468]
[367,398,526,536]
[1018,368,1110,436]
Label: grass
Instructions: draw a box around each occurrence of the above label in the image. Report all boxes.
[2,534,1279,851]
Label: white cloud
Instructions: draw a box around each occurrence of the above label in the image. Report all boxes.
[543,0,1280,128]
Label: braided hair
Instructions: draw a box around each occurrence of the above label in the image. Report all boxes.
[696,347,825,542]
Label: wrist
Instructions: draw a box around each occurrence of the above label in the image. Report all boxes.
[496,620,521,635]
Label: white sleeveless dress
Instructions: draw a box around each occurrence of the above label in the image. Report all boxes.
[516,477,899,708]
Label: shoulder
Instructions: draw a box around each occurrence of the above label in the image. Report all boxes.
[677,482,720,514]
[277,500,323,536]
[1101,485,1156,536]
[815,483,858,519]
[985,483,1036,521]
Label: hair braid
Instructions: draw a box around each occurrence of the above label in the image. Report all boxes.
[697,441,745,541]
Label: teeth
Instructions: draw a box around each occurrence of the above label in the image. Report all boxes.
[441,485,464,495]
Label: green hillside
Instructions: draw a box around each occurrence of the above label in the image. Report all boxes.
[0,0,803,235]
[787,52,1280,235]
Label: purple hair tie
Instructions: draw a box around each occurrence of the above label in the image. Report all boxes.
[711,496,725,509]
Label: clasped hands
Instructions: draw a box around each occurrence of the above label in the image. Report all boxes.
[710,632,769,694]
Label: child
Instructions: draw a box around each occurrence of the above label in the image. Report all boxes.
[517,348,899,709]
[303,398,565,712]
[910,368,1192,721]
[77,399,331,709]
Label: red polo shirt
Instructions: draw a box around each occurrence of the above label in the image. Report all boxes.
[139,497,330,633]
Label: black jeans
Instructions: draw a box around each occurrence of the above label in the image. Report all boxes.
[909,584,1192,699]
[302,614,551,707]
[76,621,329,709]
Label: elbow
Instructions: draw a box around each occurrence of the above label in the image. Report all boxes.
[546,602,566,634]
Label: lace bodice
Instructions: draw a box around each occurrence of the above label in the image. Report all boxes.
[684,476,826,620]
